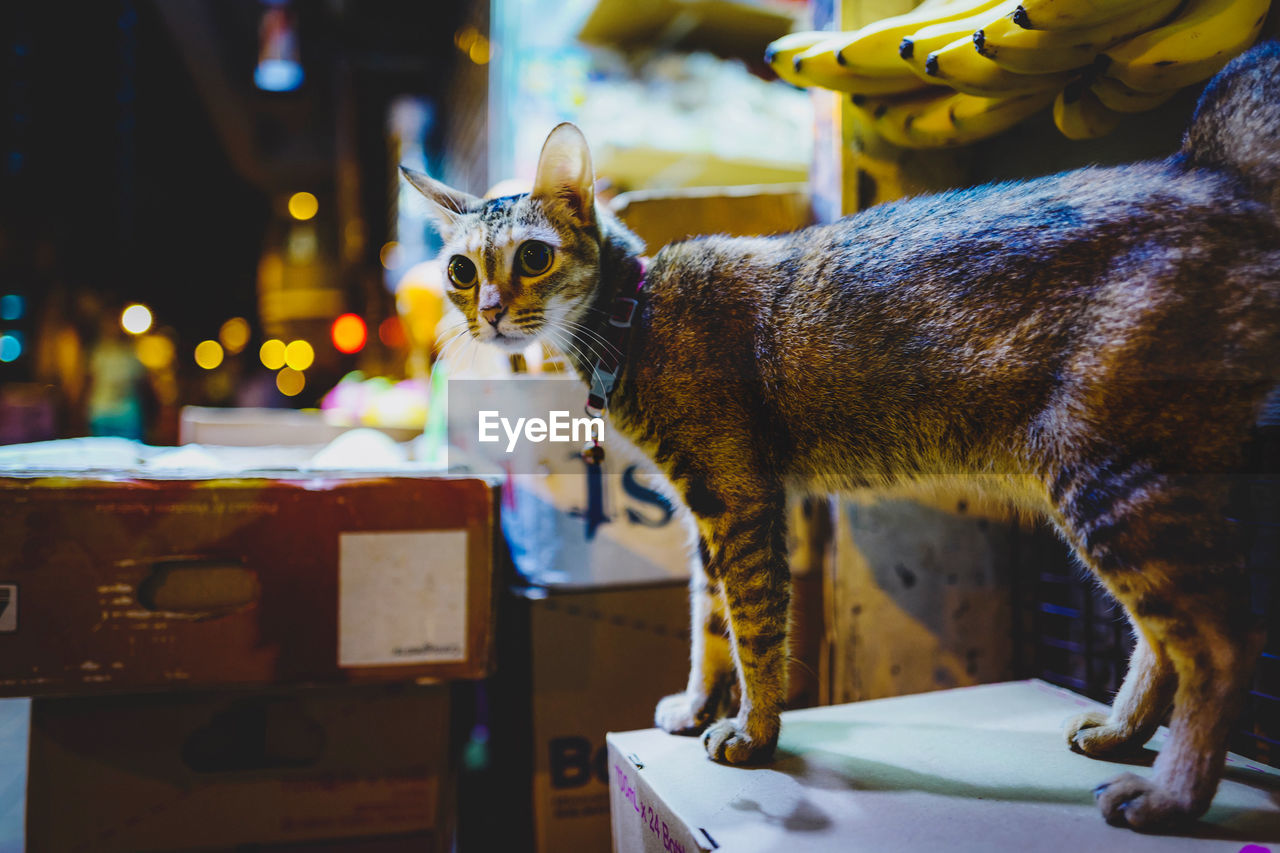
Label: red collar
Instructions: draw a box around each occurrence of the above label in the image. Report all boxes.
[584,256,647,418]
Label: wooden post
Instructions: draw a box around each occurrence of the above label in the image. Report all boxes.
[809,0,1017,705]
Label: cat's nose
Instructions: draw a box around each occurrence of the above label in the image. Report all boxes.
[482,306,507,328]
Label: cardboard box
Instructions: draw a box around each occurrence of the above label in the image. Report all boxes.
[612,184,812,250]
[26,683,453,852]
[608,680,1280,852]
[479,583,694,853]
[0,468,499,695]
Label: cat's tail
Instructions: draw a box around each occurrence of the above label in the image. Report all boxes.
[1181,40,1280,209]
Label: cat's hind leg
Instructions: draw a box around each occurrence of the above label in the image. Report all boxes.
[655,539,737,735]
[1060,472,1262,829]
[1092,596,1262,830]
[1065,622,1175,758]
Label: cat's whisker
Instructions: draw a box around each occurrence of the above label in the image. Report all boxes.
[541,326,583,365]
[557,317,624,361]
[543,327,597,379]
[545,311,617,359]
[547,323,620,396]
[547,320,609,371]
[435,325,477,369]
[426,328,470,386]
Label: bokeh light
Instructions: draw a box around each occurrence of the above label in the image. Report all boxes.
[379,316,406,348]
[284,339,314,370]
[276,367,305,396]
[219,317,251,354]
[135,334,175,370]
[255,59,304,92]
[379,241,400,269]
[454,26,479,51]
[0,294,23,321]
[331,314,367,354]
[0,332,22,363]
[121,304,153,335]
[288,191,318,221]
[260,339,287,370]
[194,340,224,369]
[469,35,490,65]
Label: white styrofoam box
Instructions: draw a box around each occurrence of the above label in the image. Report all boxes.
[608,680,1280,852]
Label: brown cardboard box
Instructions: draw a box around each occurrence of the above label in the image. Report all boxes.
[528,584,693,853]
[611,184,811,251]
[27,683,454,852]
[608,680,1280,852]
[481,583,694,853]
[0,471,499,695]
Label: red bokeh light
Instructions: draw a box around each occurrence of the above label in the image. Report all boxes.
[331,313,367,354]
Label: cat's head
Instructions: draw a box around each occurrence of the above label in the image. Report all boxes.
[401,123,619,353]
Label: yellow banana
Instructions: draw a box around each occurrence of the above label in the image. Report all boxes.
[899,1,1020,80]
[927,35,1072,96]
[1009,0,1159,30]
[1101,0,1271,93]
[793,35,932,95]
[1089,75,1180,112]
[862,87,1054,147]
[764,31,831,86]
[1053,83,1123,138]
[833,0,1009,78]
[975,0,1181,74]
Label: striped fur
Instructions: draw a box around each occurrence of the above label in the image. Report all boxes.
[406,46,1280,831]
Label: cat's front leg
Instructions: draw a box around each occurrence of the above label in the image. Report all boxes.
[655,547,736,735]
[697,493,790,765]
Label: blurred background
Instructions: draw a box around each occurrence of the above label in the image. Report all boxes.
[0,0,811,447]
[3,3,1277,851]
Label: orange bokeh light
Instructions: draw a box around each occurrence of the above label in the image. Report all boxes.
[378,316,406,348]
[331,313,367,354]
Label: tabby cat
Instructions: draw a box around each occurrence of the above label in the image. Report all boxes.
[403,43,1280,831]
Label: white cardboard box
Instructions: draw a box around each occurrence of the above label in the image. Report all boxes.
[608,680,1280,852]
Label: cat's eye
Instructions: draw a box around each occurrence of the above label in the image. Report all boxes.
[447,255,478,289]
[518,241,554,277]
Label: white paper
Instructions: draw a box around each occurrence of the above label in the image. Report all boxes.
[338,530,468,666]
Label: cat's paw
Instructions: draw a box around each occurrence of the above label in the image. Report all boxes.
[1093,772,1198,831]
[701,718,778,765]
[1065,711,1144,757]
[654,692,716,735]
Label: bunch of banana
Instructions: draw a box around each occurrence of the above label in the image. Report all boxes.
[1052,80,1122,139]
[855,87,1056,148]
[1100,0,1271,92]
[1008,0,1167,30]
[926,35,1071,96]
[766,0,1272,147]
[764,31,833,87]
[1088,75,1179,113]
[974,0,1182,74]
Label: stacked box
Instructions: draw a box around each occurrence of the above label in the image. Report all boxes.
[27,683,454,852]
[0,470,499,695]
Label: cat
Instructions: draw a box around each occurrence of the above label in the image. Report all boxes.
[402,42,1280,831]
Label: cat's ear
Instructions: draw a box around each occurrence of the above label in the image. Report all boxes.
[399,167,480,236]
[532,123,595,227]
